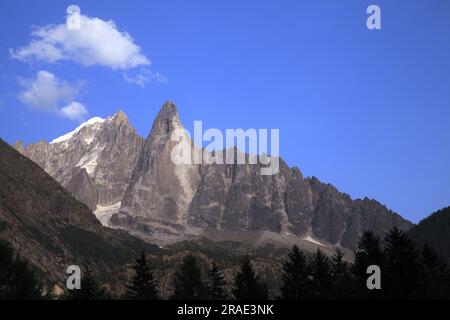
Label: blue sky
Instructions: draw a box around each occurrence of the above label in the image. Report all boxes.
[0,0,449,223]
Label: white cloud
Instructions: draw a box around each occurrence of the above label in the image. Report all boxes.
[123,68,168,87]
[18,70,87,121]
[11,14,150,70]
[59,101,87,122]
[18,70,79,112]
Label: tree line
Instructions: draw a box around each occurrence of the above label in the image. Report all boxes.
[1,227,449,300]
[68,227,450,300]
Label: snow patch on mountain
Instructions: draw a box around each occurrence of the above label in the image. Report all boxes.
[303,235,327,247]
[75,143,105,175]
[94,201,122,227]
[51,117,105,144]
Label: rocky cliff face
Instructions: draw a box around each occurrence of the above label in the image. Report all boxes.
[117,102,200,237]
[14,101,412,249]
[15,112,143,219]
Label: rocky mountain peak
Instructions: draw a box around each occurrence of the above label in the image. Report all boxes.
[110,110,130,126]
[161,100,178,115]
[12,112,144,215]
[13,140,26,155]
[12,101,413,249]
[147,101,183,142]
[291,167,304,179]
[49,117,105,145]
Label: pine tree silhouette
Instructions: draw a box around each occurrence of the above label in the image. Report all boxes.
[126,251,158,300]
[408,206,450,265]
[353,231,384,299]
[0,240,43,299]
[384,227,422,299]
[172,255,208,300]
[69,267,104,300]
[280,245,313,300]
[233,258,268,300]
[310,249,332,299]
[208,262,227,300]
[330,249,352,299]
[421,244,441,270]
[419,244,450,299]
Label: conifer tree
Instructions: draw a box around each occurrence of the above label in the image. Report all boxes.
[419,244,450,299]
[354,231,383,276]
[69,267,104,300]
[280,245,312,300]
[126,251,158,300]
[421,244,441,270]
[208,262,227,300]
[309,249,332,299]
[384,227,422,299]
[172,255,208,300]
[331,249,348,277]
[0,240,43,300]
[353,231,384,299]
[233,258,268,300]
[330,249,352,299]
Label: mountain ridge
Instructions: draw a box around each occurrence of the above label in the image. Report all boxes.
[409,206,450,264]
[13,101,412,249]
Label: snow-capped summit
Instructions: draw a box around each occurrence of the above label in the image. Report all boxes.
[14,111,144,214]
[50,117,105,144]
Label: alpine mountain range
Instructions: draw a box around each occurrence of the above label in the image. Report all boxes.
[13,101,412,250]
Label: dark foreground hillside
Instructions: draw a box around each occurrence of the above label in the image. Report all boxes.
[0,138,153,288]
[409,206,450,264]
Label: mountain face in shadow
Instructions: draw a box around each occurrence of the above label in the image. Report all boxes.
[14,101,412,250]
[0,138,152,282]
[409,206,450,264]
